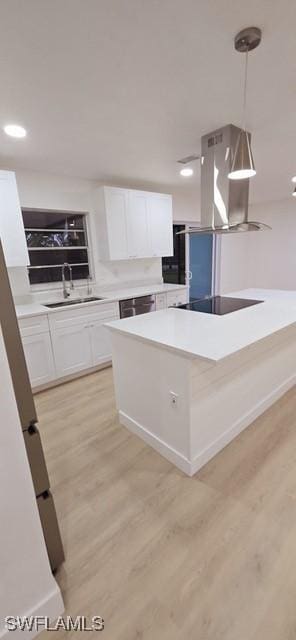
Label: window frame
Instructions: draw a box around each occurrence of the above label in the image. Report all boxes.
[22,207,94,291]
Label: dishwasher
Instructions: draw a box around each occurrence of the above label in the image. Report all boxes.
[119,295,156,318]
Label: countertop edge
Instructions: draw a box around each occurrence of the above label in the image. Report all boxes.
[105,322,218,363]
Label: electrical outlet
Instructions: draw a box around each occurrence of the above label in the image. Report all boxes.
[169,391,178,407]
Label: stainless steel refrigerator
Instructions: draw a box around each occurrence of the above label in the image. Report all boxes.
[0,240,64,572]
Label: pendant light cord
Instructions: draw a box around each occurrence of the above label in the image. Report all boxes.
[243,47,249,131]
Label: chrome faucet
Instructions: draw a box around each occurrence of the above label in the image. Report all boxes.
[62,263,74,299]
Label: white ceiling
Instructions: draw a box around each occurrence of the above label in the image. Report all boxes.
[0,0,295,203]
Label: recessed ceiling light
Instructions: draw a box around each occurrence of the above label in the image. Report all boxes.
[3,124,27,138]
[291,176,296,183]
[180,167,193,177]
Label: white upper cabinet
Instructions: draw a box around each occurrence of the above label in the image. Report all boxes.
[94,186,173,261]
[0,171,29,267]
[103,187,129,260]
[127,191,150,258]
[148,193,173,257]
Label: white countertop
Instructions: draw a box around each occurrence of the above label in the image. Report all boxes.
[15,283,187,319]
[106,289,296,363]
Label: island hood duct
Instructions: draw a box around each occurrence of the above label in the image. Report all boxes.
[177,124,271,235]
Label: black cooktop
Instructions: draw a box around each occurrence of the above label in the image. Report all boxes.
[178,296,263,316]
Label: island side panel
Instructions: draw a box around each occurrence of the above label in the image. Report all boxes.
[189,325,296,475]
[109,331,192,474]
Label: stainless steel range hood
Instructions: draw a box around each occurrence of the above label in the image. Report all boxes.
[178,124,270,235]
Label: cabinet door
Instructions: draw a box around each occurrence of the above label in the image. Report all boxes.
[22,333,55,388]
[155,293,167,310]
[0,171,29,266]
[51,325,92,378]
[126,191,150,258]
[89,317,115,365]
[148,194,173,257]
[104,187,129,260]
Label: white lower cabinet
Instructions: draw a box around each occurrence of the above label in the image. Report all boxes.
[155,293,167,310]
[90,317,114,365]
[49,302,120,379]
[19,292,188,388]
[51,318,118,377]
[51,324,93,378]
[22,332,55,387]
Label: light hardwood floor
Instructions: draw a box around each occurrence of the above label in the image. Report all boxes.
[36,367,296,640]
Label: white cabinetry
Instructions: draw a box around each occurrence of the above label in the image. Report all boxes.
[49,301,119,378]
[127,191,150,258]
[22,333,56,387]
[18,315,55,387]
[51,325,93,377]
[103,187,129,260]
[0,170,29,267]
[18,291,189,388]
[90,317,115,365]
[148,194,173,257]
[95,186,173,261]
[155,293,167,310]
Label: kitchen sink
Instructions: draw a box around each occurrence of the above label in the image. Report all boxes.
[44,296,105,308]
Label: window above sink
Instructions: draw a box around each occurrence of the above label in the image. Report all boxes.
[22,208,92,286]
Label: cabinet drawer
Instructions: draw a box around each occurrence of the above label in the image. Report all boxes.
[49,301,119,330]
[166,289,188,307]
[18,314,50,337]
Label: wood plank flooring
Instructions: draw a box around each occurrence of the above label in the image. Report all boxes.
[36,368,296,640]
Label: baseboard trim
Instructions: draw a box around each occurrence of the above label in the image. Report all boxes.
[0,585,64,640]
[191,373,296,475]
[120,374,296,477]
[33,361,112,394]
[119,411,191,475]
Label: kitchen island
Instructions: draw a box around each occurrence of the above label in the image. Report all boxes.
[106,289,296,476]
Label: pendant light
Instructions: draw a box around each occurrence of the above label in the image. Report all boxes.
[228,27,261,180]
[293,188,296,197]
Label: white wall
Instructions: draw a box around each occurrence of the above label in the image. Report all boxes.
[0,328,63,639]
[247,199,296,290]
[218,233,250,294]
[219,198,296,294]
[172,186,200,223]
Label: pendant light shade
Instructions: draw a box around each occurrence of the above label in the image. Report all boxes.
[228,27,261,181]
[292,187,296,197]
[228,129,256,180]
